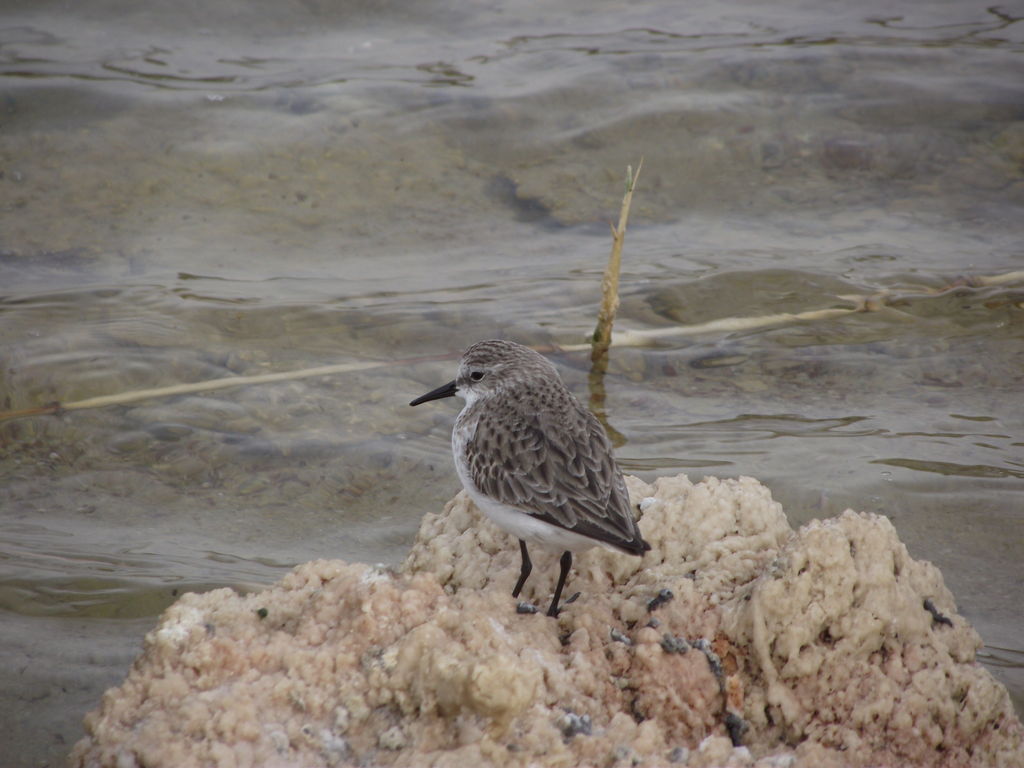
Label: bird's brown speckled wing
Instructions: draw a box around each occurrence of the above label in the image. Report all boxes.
[464,388,647,554]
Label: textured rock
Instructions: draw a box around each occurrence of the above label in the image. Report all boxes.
[70,475,1023,767]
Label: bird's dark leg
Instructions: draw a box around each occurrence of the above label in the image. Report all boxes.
[512,539,532,598]
[547,550,573,617]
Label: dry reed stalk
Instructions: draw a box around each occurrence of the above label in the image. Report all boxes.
[590,160,642,370]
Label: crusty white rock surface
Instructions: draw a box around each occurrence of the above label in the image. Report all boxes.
[70,475,1023,767]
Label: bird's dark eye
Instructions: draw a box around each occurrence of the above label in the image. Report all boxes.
[470,371,485,382]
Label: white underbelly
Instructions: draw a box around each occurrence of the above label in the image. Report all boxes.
[469,491,603,553]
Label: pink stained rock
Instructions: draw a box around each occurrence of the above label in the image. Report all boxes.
[70,475,1023,767]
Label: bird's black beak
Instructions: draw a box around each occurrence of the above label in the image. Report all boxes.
[409,379,458,406]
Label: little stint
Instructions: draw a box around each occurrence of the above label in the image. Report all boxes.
[410,339,649,617]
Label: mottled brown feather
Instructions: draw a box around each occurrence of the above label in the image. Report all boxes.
[456,345,647,554]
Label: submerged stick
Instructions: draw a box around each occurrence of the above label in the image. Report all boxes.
[0,353,458,423]
[54,361,389,411]
[0,278,1021,424]
[563,303,874,354]
[591,160,642,369]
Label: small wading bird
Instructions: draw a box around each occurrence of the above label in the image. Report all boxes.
[410,340,649,617]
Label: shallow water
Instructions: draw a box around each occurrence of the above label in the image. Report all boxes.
[2,0,1023,764]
